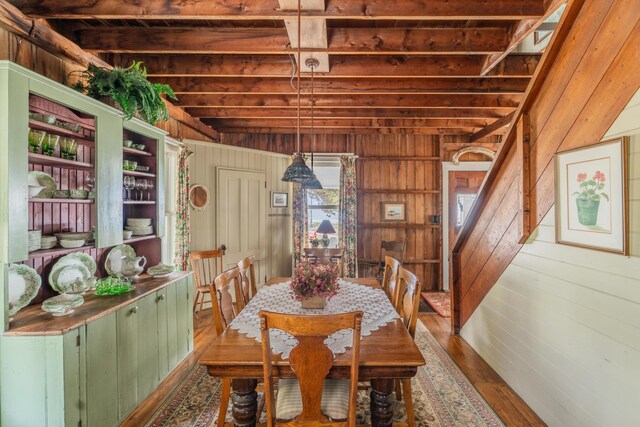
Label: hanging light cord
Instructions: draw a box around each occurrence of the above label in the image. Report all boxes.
[310,60,315,169]
[296,0,302,154]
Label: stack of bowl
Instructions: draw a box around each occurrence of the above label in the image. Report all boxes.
[28,230,41,252]
[125,218,153,236]
[40,235,57,250]
[54,231,93,249]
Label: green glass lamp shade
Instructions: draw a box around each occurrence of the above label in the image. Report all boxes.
[282,152,317,183]
[302,176,323,189]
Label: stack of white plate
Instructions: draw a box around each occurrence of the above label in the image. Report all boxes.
[125,218,153,236]
[40,235,57,250]
[28,230,41,252]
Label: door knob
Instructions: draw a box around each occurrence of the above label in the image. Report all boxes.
[130,306,139,314]
[157,294,165,301]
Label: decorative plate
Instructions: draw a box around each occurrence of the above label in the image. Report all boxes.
[105,244,136,276]
[50,264,92,294]
[147,263,174,278]
[27,171,57,199]
[8,264,41,316]
[49,253,96,288]
[41,294,84,316]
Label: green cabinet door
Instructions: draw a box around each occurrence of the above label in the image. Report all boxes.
[165,281,179,371]
[86,312,119,427]
[116,300,140,420]
[157,286,170,380]
[175,276,193,361]
[137,292,159,399]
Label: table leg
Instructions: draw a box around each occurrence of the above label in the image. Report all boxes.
[231,379,258,427]
[370,378,395,427]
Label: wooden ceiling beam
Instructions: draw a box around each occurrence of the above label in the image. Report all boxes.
[470,112,515,142]
[76,27,511,55]
[105,54,540,78]
[205,118,497,128]
[154,77,529,95]
[481,0,566,75]
[187,107,511,119]
[176,93,520,109]
[9,0,545,20]
[216,127,479,135]
[0,0,219,140]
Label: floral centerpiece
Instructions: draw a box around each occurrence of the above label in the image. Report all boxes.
[290,262,340,309]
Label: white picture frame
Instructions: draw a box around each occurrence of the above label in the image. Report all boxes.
[554,137,628,254]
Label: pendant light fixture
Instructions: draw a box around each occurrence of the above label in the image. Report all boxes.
[301,57,323,190]
[281,0,320,185]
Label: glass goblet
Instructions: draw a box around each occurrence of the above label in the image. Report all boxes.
[146,180,154,201]
[28,129,46,153]
[42,134,60,156]
[136,180,147,201]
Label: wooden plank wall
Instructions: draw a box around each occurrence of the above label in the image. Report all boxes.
[452,0,640,329]
[185,140,293,283]
[221,132,443,289]
[0,27,213,142]
[461,91,640,426]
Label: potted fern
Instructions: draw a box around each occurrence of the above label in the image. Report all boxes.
[71,61,177,124]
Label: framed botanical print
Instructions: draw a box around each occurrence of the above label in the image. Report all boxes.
[381,202,406,222]
[271,191,288,208]
[554,137,628,254]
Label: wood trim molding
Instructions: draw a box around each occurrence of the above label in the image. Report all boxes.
[451,148,497,165]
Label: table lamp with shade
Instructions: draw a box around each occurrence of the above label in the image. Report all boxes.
[316,219,336,248]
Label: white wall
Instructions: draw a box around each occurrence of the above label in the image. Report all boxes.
[186,140,293,280]
[461,89,640,427]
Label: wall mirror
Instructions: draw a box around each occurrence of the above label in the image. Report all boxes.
[189,184,210,211]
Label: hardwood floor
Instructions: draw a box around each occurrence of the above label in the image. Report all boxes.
[419,313,546,427]
[122,310,544,426]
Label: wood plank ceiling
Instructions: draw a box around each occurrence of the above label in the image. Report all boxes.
[9,0,563,138]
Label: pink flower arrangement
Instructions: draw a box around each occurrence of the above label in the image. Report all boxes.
[290,262,340,301]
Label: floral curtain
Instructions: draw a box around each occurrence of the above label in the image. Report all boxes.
[174,146,193,271]
[292,182,308,266]
[339,155,358,277]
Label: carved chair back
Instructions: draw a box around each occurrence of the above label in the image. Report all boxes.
[211,267,244,335]
[397,267,422,338]
[382,256,402,308]
[303,247,344,276]
[380,238,408,266]
[259,311,363,426]
[237,255,258,305]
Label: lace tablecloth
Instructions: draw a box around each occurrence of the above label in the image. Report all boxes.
[228,279,399,359]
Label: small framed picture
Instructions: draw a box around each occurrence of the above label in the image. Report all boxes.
[271,191,289,208]
[555,137,628,254]
[381,202,406,222]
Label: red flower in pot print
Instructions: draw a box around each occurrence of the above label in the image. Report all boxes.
[572,171,609,226]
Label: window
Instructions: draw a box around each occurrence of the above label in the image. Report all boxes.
[456,193,477,227]
[306,156,340,247]
[163,140,180,265]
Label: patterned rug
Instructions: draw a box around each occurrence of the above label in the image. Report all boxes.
[146,321,503,426]
[421,292,451,318]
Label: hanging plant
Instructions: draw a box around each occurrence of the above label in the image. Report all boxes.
[70,61,177,124]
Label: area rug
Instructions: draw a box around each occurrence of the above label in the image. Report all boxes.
[421,292,451,318]
[146,321,503,426]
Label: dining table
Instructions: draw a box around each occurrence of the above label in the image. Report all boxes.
[199,277,426,427]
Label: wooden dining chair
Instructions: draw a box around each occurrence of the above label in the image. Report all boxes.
[382,256,402,308]
[303,247,344,276]
[259,310,363,426]
[189,249,224,326]
[360,238,408,279]
[393,267,422,427]
[237,255,258,306]
[210,267,244,427]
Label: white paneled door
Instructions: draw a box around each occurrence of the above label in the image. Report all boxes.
[216,168,267,287]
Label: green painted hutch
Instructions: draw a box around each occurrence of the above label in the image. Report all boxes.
[0,61,194,427]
